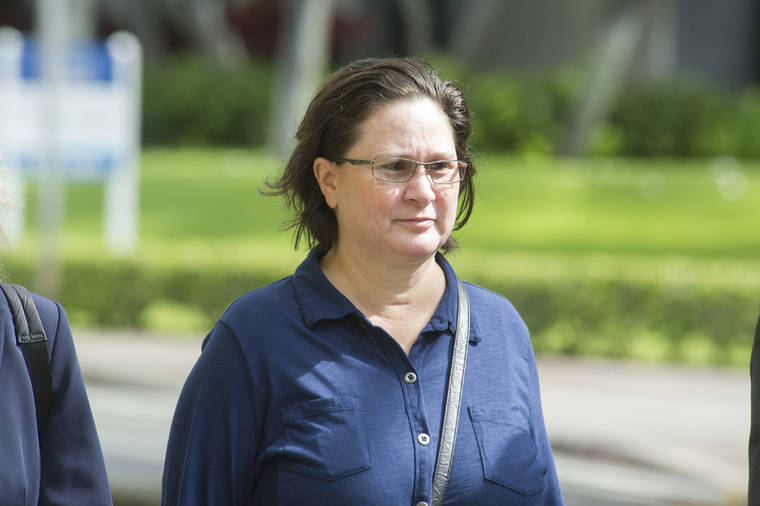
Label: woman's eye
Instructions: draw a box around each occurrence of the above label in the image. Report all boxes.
[381,162,407,172]
[429,162,448,171]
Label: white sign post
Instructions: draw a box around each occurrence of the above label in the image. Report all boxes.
[104,32,141,254]
[0,26,141,254]
[37,0,67,296]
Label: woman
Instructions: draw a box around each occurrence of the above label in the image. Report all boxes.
[162,57,563,505]
[0,211,112,502]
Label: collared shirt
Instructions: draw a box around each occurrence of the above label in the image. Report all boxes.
[0,291,112,506]
[162,249,563,505]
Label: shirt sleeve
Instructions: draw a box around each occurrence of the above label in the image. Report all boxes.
[526,337,565,504]
[162,320,260,506]
[38,301,113,506]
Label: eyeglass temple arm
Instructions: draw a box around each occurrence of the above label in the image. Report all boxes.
[333,158,374,166]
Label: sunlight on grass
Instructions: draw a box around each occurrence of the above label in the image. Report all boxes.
[18,148,760,259]
[461,155,760,258]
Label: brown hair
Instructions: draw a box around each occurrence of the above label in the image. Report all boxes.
[265,56,476,253]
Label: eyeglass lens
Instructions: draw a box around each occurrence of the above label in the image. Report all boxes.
[372,157,463,183]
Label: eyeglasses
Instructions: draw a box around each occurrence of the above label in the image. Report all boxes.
[333,156,467,184]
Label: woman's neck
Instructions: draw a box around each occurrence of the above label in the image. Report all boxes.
[319,244,445,322]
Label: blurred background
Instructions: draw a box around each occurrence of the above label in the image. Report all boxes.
[0,0,758,505]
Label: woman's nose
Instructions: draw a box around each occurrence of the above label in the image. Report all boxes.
[404,165,436,202]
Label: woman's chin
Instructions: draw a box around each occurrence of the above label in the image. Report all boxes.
[387,238,446,263]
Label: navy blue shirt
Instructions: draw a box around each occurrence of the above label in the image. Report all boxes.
[163,250,563,505]
[0,291,112,505]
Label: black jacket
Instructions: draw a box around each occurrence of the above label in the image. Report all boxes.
[750,314,760,504]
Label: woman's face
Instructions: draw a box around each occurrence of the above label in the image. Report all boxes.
[319,97,460,265]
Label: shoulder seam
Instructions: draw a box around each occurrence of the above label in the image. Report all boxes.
[216,319,258,392]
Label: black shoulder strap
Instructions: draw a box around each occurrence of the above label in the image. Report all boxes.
[431,279,470,505]
[1,283,53,431]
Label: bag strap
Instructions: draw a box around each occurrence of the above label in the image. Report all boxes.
[431,279,470,505]
[1,283,53,431]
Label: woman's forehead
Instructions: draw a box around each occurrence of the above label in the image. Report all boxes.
[351,98,455,155]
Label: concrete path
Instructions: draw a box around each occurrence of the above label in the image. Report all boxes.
[73,330,750,506]
[76,330,200,505]
[539,357,748,506]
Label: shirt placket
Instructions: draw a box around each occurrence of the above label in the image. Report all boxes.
[359,319,436,506]
[401,348,435,506]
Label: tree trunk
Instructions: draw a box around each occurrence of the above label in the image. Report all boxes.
[269,0,334,157]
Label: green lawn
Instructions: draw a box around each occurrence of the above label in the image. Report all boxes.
[28,149,760,260]
[8,148,760,366]
[461,155,759,258]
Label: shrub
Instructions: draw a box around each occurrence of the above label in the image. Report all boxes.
[2,255,285,331]
[2,253,756,367]
[139,53,760,160]
[477,276,757,367]
[604,81,760,159]
[142,55,273,146]
[467,71,577,156]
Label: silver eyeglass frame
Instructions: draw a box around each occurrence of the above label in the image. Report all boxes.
[332,157,467,184]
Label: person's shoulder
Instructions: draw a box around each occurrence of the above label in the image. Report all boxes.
[462,280,522,316]
[219,274,296,328]
[29,291,63,324]
[460,280,531,343]
[0,285,65,333]
[0,284,70,351]
[0,285,60,319]
[29,292,71,352]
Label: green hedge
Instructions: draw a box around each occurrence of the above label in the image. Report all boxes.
[3,254,756,367]
[605,83,760,158]
[2,257,281,331]
[141,54,760,159]
[499,278,753,365]
[467,72,577,156]
[142,56,273,146]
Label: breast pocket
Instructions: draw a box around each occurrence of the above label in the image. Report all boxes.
[469,406,546,496]
[281,397,371,480]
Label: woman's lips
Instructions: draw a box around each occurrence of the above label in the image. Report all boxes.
[397,217,435,228]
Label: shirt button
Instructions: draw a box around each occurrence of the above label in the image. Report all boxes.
[404,372,417,384]
[417,433,431,446]
[415,502,429,506]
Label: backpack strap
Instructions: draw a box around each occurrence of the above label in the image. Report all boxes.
[1,283,53,431]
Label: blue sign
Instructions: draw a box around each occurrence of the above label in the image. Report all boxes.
[20,37,113,82]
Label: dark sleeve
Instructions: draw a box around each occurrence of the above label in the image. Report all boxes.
[750,314,760,503]
[38,301,113,506]
[162,320,260,506]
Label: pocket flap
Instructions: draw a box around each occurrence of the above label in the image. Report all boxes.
[281,397,371,480]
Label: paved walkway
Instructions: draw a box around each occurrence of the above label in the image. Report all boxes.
[74,330,750,506]
[538,357,748,505]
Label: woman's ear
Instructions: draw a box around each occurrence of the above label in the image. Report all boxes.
[313,157,339,209]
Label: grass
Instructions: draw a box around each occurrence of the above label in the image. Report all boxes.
[20,149,760,257]
[6,147,760,366]
[460,155,759,258]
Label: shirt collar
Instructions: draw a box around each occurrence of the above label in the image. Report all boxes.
[432,254,481,342]
[293,248,480,342]
[293,248,359,328]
